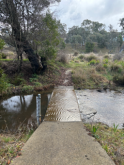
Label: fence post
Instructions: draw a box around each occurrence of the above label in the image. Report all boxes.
[36,94,41,126]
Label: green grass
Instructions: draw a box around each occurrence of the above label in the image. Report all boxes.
[84,123,124,165]
[0,59,29,62]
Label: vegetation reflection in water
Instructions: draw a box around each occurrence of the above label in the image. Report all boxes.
[0,90,53,131]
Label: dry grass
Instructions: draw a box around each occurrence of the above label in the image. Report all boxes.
[85,53,99,62]
[57,51,70,64]
[72,66,108,89]
[95,64,106,72]
[113,52,124,61]
[110,63,122,73]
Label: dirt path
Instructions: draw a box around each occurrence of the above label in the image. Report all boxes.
[56,68,73,86]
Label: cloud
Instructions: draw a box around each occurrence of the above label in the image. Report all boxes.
[51,0,124,31]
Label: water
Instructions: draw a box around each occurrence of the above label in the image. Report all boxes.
[0,89,53,131]
[1,88,124,131]
[76,89,124,129]
[44,87,81,122]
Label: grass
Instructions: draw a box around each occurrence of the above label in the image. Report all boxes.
[84,123,124,165]
[0,59,29,62]
[68,52,124,89]
[0,130,34,164]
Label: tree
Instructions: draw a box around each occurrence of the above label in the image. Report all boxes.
[0,38,8,94]
[85,42,94,53]
[0,0,60,73]
[117,34,123,49]
[70,35,82,49]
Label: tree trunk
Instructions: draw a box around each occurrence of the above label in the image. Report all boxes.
[6,0,43,73]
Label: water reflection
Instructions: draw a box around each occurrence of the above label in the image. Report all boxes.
[0,90,53,131]
[2,95,33,112]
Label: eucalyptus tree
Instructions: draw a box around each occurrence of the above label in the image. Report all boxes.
[0,0,60,73]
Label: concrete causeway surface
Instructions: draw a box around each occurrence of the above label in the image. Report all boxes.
[11,86,115,165]
[44,86,81,122]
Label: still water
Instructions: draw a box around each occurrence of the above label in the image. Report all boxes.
[76,89,124,129]
[0,89,53,131]
[0,88,124,131]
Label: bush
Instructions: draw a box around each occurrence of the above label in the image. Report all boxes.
[103,58,109,64]
[110,63,122,73]
[85,42,94,53]
[113,75,124,85]
[104,55,110,59]
[22,85,34,93]
[89,59,99,65]
[103,64,108,68]
[86,55,98,62]
[73,52,78,56]
[78,55,84,60]
[113,52,124,61]
[33,82,42,87]
[96,64,106,72]
[10,75,26,86]
[1,53,7,59]
[59,54,69,64]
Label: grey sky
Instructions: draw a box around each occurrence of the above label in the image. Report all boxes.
[51,0,124,31]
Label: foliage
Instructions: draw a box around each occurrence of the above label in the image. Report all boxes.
[113,75,124,85]
[84,123,124,165]
[88,59,99,65]
[85,42,94,53]
[33,82,42,87]
[78,55,84,60]
[0,38,5,50]
[103,58,109,64]
[0,69,9,94]
[113,124,119,133]
[86,54,98,62]
[22,85,34,93]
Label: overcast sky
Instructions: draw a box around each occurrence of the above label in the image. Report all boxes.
[51,0,124,32]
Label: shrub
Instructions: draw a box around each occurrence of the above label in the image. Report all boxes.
[103,64,108,68]
[113,52,124,61]
[1,53,7,59]
[10,75,26,86]
[73,51,78,56]
[86,55,98,62]
[85,42,94,53]
[96,64,105,72]
[60,54,69,64]
[22,85,34,93]
[113,75,124,85]
[89,59,99,65]
[110,63,122,73]
[104,55,110,59]
[33,82,42,87]
[78,55,84,60]
[103,58,109,64]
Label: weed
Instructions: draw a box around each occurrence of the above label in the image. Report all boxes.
[113,123,119,133]
[102,144,109,153]
[3,138,10,143]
